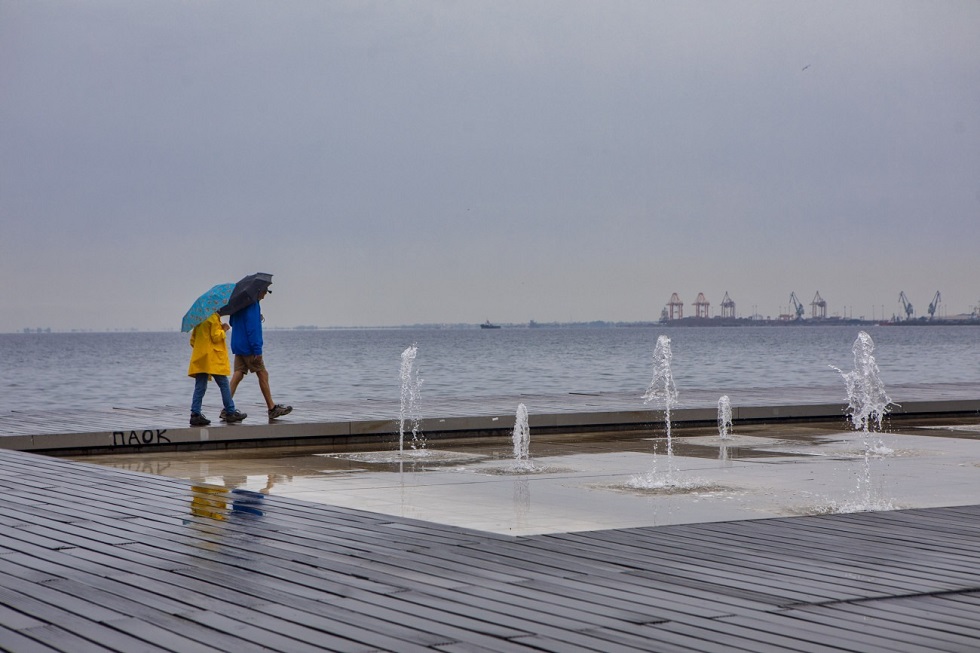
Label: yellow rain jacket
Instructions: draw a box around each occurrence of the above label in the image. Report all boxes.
[187,313,231,377]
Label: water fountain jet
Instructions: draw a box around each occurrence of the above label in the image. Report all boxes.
[643,335,678,448]
[629,335,683,488]
[717,395,733,440]
[511,403,536,472]
[399,344,425,456]
[830,331,895,512]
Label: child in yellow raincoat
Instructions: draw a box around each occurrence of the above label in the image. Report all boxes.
[188,313,246,426]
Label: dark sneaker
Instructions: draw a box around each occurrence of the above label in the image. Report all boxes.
[268,404,292,419]
[190,413,210,426]
[222,410,247,423]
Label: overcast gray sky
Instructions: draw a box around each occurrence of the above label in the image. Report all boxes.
[2,1,978,331]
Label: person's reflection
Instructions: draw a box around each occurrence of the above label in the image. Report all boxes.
[189,483,229,520]
[260,473,292,494]
[222,474,248,490]
[188,474,266,520]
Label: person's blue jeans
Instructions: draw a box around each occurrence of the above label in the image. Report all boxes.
[191,374,236,415]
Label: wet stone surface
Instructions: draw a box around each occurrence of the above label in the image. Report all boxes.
[67,417,980,536]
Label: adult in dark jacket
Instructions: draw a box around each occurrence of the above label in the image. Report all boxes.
[228,288,293,420]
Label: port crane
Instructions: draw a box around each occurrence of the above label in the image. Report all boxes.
[811,291,827,319]
[693,293,710,318]
[928,291,941,320]
[898,292,914,321]
[667,293,684,320]
[720,292,736,319]
[789,292,805,320]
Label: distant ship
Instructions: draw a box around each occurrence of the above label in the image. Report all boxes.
[480,320,501,329]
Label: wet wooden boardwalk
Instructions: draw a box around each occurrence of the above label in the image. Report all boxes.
[2,448,980,652]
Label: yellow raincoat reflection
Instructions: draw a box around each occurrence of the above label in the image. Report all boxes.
[190,484,230,520]
[189,481,266,520]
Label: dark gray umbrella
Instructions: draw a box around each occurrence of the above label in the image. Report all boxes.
[218,272,273,316]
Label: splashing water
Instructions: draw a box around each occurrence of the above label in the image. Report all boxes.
[642,335,678,447]
[835,331,893,434]
[399,344,424,454]
[717,395,733,440]
[631,335,681,487]
[830,331,895,511]
[511,403,538,472]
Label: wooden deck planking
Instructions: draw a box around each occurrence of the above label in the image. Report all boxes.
[4,624,129,653]
[514,576,751,621]
[692,614,910,653]
[804,602,980,643]
[746,609,958,653]
[588,523,980,593]
[682,517,980,579]
[528,536,895,600]
[553,527,931,595]
[869,595,980,634]
[2,450,980,651]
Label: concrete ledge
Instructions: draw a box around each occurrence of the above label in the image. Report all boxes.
[736,403,846,422]
[891,399,980,415]
[26,431,119,451]
[553,409,652,428]
[349,419,399,436]
[424,415,513,433]
[7,394,980,454]
[18,420,353,453]
[0,434,38,451]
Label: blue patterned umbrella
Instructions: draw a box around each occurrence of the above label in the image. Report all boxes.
[181,283,235,332]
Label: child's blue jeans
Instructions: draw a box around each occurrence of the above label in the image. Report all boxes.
[191,374,235,415]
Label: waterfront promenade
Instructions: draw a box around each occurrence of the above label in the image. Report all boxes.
[2,382,979,453]
[0,385,979,651]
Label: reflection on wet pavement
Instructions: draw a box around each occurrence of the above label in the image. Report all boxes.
[188,484,266,520]
[71,418,980,536]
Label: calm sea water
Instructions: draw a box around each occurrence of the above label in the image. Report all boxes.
[2,325,978,412]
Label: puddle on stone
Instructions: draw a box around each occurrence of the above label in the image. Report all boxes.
[467,465,575,476]
[657,435,790,447]
[887,418,980,439]
[600,482,738,497]
[919,424,980,433]
[785,499,905,516]
[314,468,369,476]
[62,418,980,536]
[316,450,488,466]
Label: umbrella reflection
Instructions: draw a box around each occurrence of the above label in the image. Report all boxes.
[230,488,265,515]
